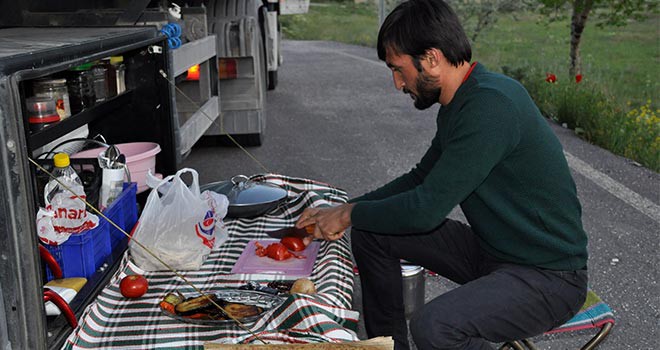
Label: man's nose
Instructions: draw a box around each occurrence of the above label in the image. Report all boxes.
[393,74,405,90]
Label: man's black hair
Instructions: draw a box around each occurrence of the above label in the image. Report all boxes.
[377,0,472,70]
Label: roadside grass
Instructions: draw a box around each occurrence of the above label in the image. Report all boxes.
[280,2,379,47]
[280,2,659,171]
[473,13,658,109]
[484,14,660,171]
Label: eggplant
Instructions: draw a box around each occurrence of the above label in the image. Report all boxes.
[163,292,184,306]
[175,294,223,315]
[173,294,263,320]
[223,303,263,319]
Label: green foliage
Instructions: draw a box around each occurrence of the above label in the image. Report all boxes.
[280,2,379,47]
[280,3,659,170]
[447,0,533,42]
[536,0,658,27]
[479,13,659,170]
[474,13,658,108]
[534,0,658,76]
[508,67,659,171]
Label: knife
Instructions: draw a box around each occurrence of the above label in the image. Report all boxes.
[265,224,316,239]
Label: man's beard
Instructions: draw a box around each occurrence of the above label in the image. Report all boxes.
[404,70,441,110]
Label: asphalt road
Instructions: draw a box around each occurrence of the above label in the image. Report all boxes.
[183,40,660,349]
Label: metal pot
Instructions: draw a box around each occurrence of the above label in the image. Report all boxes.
[200,175,288,218]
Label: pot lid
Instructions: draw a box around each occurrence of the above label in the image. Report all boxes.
[200,175,287,206]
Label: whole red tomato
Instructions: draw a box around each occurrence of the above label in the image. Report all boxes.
[120,274,149,298]
[281,237,305,252]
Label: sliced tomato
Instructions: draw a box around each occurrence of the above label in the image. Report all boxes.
[254,242,267,257]
[160,301,175,314]
[281,237,305,252]
[255,242,306,261]
[265,243,292,261]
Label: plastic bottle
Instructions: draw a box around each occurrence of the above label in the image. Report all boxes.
[44,153,84,205]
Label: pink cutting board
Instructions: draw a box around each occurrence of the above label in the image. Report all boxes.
[231,240,320,277]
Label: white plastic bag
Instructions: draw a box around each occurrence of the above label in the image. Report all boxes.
[130,168,229,271]
[37,180,99,246]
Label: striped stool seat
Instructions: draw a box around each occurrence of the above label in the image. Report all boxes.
[501,289,615,350]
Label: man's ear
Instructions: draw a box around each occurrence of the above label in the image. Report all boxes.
[425,48,444,68]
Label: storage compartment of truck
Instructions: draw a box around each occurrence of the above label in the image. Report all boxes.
[0,26,177,349]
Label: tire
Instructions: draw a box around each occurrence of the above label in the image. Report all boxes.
[267,70,278,90]
[254,19,267,145]
[267,20,281,90]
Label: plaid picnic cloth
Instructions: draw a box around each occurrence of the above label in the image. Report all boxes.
[63,174,359,349]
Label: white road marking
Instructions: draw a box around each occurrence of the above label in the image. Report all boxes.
[565,151,660,223]
[333,50,386,68]
[334,48,660,224]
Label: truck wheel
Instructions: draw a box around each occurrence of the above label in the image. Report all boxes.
[266,20,281,91]
[237,22,267,148]
[267,70,278,90]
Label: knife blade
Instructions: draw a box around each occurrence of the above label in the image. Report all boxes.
[265,224,315,239]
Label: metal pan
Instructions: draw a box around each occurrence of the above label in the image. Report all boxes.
[200,175,288,218]
[160,290,284,326]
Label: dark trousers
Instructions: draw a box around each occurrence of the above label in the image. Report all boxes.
[351,219,588,350]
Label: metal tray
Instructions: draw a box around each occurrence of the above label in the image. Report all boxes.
[160,289,285,326]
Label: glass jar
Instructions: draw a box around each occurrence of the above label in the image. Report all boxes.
[67,64,95,114]
[99,59,118,98]
[33,78,71,120]
[110,56,126,94]
[25,96,60,132]
[91,65,109,103]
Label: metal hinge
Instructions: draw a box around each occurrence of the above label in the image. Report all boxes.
[148,45,163,54]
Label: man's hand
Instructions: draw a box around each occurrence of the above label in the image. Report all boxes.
[296,203,355,246]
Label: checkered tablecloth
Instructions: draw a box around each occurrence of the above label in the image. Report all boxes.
[63,174,358,349]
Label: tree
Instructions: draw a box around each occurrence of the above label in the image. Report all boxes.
[449,0,532,43]
[536,0,657,77]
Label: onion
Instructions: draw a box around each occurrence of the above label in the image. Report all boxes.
[290,278,316,294]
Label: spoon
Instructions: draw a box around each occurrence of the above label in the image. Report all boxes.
[104,145,121,169]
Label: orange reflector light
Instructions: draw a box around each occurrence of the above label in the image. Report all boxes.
[186,64,200,81]
[218,58,238,80]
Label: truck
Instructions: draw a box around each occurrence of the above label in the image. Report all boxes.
[0,1,309,348]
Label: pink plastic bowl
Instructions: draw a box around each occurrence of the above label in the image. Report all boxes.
[72,142,161,193]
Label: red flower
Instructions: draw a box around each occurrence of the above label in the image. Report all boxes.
[575,74,583,83]
[545,73,557,83]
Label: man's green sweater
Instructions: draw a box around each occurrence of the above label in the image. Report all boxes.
[350,63,588,271]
